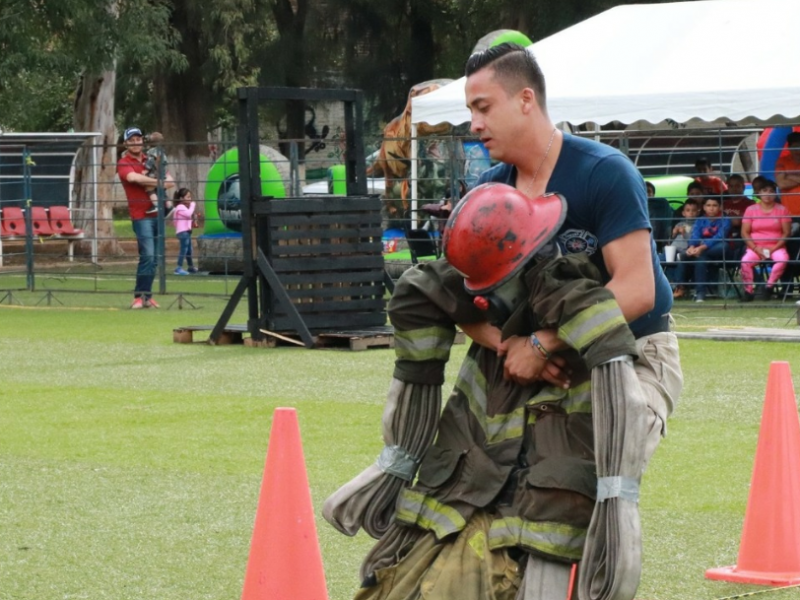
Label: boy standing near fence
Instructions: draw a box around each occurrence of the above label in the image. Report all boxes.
[172,188,198,275]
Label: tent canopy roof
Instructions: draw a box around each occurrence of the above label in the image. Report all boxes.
[412,0,800,127]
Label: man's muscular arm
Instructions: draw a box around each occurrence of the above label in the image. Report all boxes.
[601,229,655,321]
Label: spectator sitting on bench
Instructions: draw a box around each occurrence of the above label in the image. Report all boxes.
[669,198,701,298]
[673,196,731,302]
[740,179,791,302]
[722,174,755,259]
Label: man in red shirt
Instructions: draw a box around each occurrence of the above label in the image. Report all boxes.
[693,157,727,197]
[116,127,174,309]
[775,132,800,217]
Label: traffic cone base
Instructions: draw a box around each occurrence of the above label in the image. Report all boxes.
[241,407,329,600]
[705,565,800,587]
[705,362,800,587]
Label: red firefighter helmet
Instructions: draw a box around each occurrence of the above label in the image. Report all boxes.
[442,182,566,294]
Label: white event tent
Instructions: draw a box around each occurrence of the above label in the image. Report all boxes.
[412,0,800,129]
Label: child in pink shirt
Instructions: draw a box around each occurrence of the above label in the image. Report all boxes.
[172,188,197,275]
[740,180,791,300]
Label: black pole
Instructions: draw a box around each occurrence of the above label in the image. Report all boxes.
[22,148,34,291]
[157,142,167,294]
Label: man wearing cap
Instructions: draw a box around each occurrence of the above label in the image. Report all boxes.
[116,127,174,309]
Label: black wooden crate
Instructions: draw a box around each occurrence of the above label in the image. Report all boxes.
[254,195,387,331]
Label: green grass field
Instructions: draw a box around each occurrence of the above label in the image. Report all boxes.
[2,300,800,599]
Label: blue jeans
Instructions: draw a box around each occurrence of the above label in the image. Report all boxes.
[132,217,157,298]
[177,231,193,268]
[675,243,729,299]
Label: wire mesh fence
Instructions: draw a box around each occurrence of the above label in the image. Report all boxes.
[0,123,799,308]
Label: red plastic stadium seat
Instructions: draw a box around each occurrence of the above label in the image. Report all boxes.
[1,207,26,238]
[48,206,84,237]
[31,206,55,237]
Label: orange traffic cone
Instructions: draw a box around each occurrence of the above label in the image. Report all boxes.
[241,407,329,600]
[706,361,800,586]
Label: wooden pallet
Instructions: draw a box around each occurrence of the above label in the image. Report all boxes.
[173,324,466,351]
[173,324,246,345]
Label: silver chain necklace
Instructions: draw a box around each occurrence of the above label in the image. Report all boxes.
[521,128,557,198]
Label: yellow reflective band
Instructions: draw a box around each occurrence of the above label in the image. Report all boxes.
[486,407,525,444]
[394,326,456,362]
[455,354,489,415]
[558,299,626,351]
[526,382,593,424]
[468,530,487,560]
[561,380,592,414]
[396,489,467,539]
[456,356,525,445]
[488,516,587,561]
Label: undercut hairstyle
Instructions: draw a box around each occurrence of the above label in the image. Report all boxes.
[787,131,800,146]
[465,42,547,109]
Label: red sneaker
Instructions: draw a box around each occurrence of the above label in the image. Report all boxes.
[130,297,144,310]
[145,298,160,309]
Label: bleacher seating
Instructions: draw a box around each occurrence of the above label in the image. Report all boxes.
[48,206,84,237]
[1,207,26,238]
[31,207,55,237]
[0,206,85,265]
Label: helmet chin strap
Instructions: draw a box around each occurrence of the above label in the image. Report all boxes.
[472,272,527,327]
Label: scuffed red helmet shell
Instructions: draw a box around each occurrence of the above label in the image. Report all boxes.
[442,182,566,294]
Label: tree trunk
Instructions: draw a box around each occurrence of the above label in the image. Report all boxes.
[151,62,213,208]
[73,68,121,257]
[152,0,214,211]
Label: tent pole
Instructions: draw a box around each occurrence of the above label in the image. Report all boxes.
[410,123,418,225]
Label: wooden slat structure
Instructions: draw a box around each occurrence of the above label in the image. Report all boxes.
[254,195,386,332]
[209,86,390,348]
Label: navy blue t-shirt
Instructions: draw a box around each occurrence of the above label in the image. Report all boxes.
[476,133,672,338]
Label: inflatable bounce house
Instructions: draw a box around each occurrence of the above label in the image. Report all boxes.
[757,126,800,181]
[198,145,290,271]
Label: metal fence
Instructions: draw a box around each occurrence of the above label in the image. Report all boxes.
[0,123,798,307]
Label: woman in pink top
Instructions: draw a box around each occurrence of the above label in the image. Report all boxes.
[172,188,197,275]
[740,180,791,301]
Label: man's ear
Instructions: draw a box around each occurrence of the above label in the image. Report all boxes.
[520,87,537,114]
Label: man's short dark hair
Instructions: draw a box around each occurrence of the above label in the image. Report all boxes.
[727,173,745,184]
[787,131,800,146]
[465,42,547,108]
[645,181,656,194]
